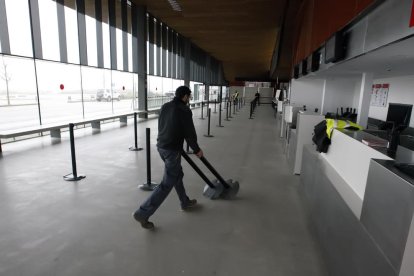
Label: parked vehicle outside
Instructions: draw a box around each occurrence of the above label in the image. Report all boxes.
[96,89,120,101]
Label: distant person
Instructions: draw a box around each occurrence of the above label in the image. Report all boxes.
[233,90,239,105]
[278,89,284,101]
[255,91,260,106]
[133,86,203,230]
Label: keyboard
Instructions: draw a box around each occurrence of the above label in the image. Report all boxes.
[394,163,414,179]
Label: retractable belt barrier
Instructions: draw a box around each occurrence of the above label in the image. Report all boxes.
[63,123,86,181]
[139,128,159,191]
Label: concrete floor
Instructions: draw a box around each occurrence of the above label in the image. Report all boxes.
[0,103,327,276]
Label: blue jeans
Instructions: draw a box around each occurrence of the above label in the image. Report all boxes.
[135,148,190,219]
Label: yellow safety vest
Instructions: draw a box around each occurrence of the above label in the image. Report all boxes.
[326,119,363,139]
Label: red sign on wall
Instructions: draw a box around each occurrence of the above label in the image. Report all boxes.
[410,0,414,27]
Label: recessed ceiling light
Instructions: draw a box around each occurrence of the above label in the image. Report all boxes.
[167,0,182,11]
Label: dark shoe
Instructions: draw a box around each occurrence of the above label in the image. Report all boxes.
[181,199,197,211]
[133,212,155,229]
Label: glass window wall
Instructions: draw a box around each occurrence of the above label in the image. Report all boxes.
[190,81,204,103]
[0,2,195,137]
[0,55,38,131]
[210,86,219,101]
[102,0,111,69]
[65,0,80,64]
[38,0,60,61]
[81,67,112,118]
[127,4,133,72]
[172,79,184,91]
[85,3,98,67]
[162,77,173,96]
[148,75,164,109]
[112,70,136,113]
[115,0,123,70]
[222,86,228,100]
[4,0,33,57]
[36,60,83,124]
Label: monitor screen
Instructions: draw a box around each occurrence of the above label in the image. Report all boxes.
[386,103,413,127]
[325,32,345,63]
[311,51,321,72]
[293,65,299,79]
[301,59,308,76]
[325,36,336,62]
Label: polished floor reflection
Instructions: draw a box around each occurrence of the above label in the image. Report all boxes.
[0,104,327,276]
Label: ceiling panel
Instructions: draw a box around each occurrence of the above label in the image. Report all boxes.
[132,0,286,82]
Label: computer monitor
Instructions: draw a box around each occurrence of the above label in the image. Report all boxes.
[325,32,346,63]
[293,65,299,79]
[386,103,413,128]
[309,51,321,72]
[301,59,308,76]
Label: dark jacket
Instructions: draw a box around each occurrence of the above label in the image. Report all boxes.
[312,120,330,153]
[156,97,201,153]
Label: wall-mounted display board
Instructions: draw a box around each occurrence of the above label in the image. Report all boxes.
[370,83,389,107]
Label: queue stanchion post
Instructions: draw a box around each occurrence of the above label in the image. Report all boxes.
[200,101,205,120]
[217,101,224,127]
[249,102,254,119]
[204,108,214,138]
[63,123,85,181]
[129,112,143,151]
[224,101,230,121]
[139,128,159,191]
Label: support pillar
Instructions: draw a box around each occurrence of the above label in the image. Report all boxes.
[356,73,374,128]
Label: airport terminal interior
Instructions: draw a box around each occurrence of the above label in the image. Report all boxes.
[1,0,414,275]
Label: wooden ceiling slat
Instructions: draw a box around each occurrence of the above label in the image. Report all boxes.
[132,0,285,81]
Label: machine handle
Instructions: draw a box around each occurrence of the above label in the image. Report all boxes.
[181,150,215,189]
[200,156,231,189]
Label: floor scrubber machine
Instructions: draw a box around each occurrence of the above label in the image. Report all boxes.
[181,150,239,199]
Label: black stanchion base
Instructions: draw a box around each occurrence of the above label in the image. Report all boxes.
[199,118,205,120]
[249,117,254,119]
[139,182,159,191]
[63,173,86,181]
[129,146,143,151]
[204,134,214,138]
[217,125,224,127]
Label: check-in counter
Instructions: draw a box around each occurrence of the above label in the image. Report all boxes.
[301,129,414,276]
[321,130,392,217]
[286,112,324,175]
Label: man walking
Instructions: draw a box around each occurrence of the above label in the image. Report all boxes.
[255,91,260,106]
[133,86,203,229]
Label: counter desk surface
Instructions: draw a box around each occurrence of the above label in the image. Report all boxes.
[340,129,414,186]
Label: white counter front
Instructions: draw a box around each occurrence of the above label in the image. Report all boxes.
[321,129,392,218]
